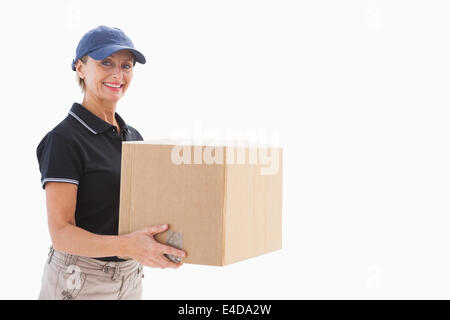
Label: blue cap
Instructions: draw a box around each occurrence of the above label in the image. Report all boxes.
[71,25,146,71]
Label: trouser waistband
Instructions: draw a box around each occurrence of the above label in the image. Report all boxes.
[47,246,143,281]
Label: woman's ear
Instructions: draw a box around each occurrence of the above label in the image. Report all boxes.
[75,60,85,79]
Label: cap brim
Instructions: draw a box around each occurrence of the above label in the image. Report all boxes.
[88,45,146,65]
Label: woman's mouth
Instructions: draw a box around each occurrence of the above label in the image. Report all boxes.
[103,82,123,91]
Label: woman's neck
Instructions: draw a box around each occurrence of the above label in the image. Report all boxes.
[81,95,118,129]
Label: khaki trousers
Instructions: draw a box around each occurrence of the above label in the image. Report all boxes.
[38,246,144,300]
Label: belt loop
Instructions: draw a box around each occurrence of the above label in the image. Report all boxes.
[64,252,79,267]
[47,246,55,264]
[70,254,79,266]
[112,263,121,281]
[102,263,120,280]
[64,253,70,266]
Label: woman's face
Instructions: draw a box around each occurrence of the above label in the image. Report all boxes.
[77,49,134,103]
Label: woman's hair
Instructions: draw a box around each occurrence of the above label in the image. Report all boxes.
[75,55,89,93]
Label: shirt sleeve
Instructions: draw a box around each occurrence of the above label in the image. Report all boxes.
[36,131,83,190]
[127,125,144,141]
[135,129,144,141]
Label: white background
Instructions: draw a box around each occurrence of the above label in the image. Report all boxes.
[1,0,450,299]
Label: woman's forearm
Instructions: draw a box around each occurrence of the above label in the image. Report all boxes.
[51,223,129,258]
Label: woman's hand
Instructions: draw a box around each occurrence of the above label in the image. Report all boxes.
[123,224,186,269]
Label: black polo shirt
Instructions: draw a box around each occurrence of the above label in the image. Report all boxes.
[36,102,144,261]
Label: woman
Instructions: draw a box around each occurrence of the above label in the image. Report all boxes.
[36,25,186,300]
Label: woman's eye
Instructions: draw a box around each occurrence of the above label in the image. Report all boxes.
[101,61,131,69]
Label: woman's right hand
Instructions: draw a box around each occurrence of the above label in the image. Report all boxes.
[123,224,186,269]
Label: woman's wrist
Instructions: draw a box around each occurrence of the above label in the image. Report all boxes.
[118,234,132,258]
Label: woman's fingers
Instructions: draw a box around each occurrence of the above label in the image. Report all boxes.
[144,256,180,269]
[136,224,187,269]
[156,243,186,259]
[144,224,168,235]
[145,256,164,269]
[159,254,183,268]
[162,258,183,269]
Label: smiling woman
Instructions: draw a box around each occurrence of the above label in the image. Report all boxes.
[36,25,186,300]
[75,49,136,108]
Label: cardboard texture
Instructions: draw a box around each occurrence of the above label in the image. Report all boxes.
[118,141,282,266]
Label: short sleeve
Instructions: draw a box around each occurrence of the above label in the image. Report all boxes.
[127,125,144,141]
[36,131,83,190]
[135,129,144,141]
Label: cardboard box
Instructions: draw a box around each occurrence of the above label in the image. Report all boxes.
[118,140,282,266]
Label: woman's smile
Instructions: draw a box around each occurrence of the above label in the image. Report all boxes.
[103,82,123,91]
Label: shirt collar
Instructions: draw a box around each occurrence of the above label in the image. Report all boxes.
[68,102,130,135]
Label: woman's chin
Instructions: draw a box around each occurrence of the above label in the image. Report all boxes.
[102,93,123,103]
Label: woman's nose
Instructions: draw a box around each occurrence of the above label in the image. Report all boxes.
[111,65,123,78]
